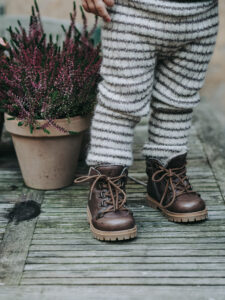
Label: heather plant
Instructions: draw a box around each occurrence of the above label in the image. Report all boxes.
[0,38,8,137]
[0,38,8,114]
[0,0,102,133]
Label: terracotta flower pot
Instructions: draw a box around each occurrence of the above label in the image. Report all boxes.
[4,113,91,190]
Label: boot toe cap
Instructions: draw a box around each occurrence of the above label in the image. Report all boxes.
[168,194,206,213]
[93,211,135,232]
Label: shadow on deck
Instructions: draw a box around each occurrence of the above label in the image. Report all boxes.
[0,101,225,299]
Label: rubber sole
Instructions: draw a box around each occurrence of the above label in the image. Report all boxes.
[87,206,137,241]
[146,194,208,223]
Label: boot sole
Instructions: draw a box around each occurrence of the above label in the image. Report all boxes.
[87,206,137,241]
[146,194,208,223]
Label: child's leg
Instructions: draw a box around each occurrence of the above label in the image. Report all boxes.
[86,103,139,166]
[86,5,157,167]
[143,31,218,165]
[144,6,218,222]
[82,3,158,241]
[143,105,193,166]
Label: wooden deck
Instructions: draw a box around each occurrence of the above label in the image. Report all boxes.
[0,101,225,299]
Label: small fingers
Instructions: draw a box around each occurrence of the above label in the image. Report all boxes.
[82,0,112,23]
[82,0,91,12]
[95,0,111,22]
[86,0,98,15]
[103,0,115,7]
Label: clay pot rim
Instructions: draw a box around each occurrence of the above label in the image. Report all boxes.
[4,113,91,138]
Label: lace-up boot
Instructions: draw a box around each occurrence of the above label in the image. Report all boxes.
[146,153,208,222]
[75,165,137,241]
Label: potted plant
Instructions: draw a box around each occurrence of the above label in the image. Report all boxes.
[0,37,8,140]
[0,1,102,190]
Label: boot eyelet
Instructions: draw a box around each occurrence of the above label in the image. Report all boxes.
[100,191,105,198]
[100,200,106,207]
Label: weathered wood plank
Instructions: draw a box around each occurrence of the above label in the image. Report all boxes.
[34,220,225,230]
[1,286,225,300]
[28,243,225,251]
[33,222,225,233]
[25,249,225,256]
[23,263,225,271]
[33,225,225,234]
[32,232,225,239]
[21,277,225,285]
[37,205,225,213]
[35,214,225,222]
[21,270,225,278]
[36,209,225,217]
[195,101,225,201]
[26,255,225,264]
[0,190,44,285]
[31,237,225,244]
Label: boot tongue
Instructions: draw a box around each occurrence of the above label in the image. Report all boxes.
[166,153,187,169]
[90,165,125,177]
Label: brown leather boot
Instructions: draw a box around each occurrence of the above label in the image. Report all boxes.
[74,165,137,241]
[146,153,208,223]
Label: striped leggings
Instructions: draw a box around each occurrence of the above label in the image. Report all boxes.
[86,0,219,167]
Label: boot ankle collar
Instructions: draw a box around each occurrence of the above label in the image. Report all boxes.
[89,165,128,177]
[146,152,187,169]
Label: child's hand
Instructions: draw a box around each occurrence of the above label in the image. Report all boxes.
[82,0,114,23]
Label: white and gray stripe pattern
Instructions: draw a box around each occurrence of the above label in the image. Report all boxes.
[86,0,218,167]
[142,105,193,165]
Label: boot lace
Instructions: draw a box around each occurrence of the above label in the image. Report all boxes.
[152,163,198,208]
[74,174,128,219]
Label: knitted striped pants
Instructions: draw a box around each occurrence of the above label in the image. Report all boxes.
[86,0,219,167]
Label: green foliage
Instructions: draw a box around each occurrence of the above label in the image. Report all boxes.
[0,0,102,134]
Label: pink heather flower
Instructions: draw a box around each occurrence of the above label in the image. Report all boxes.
[0,37,7,47]
[0,0,102,133]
